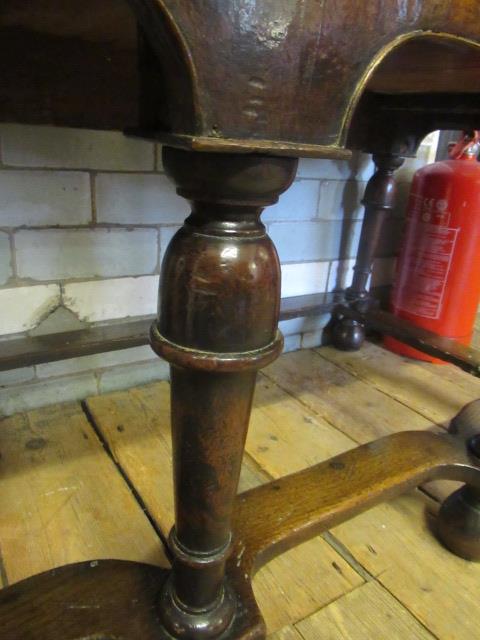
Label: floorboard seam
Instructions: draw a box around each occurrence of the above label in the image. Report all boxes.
[242,451,274,483]
[0,544,9,588]
[260,370,360,447]
[80,399,172,561]
[290,581,369,630]
[313,347,449,430]
[375,576,442,640]
[321,532,375,583]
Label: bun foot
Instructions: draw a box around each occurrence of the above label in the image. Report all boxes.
[437,487,480,561]
[331,318,365,351]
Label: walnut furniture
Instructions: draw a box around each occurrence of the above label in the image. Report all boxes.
[1,2,480,638]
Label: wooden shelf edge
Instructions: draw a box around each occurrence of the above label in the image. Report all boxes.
[0,288,391,372]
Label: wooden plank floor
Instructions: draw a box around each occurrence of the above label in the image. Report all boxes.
[2,340,480,638]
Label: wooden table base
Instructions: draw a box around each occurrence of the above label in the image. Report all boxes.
[1,428,479,640]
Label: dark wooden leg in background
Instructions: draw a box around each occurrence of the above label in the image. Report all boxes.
[332,152,404,350]
[437,401,480,560]
[150,147,297,638]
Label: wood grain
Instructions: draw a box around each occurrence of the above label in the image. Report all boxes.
[3,342,480,638]
[86,381,364,634]
[331,492,480,640]
[318,342,480,426]
[318,341,480,501]
[296,580,435,640]
[267,626,304,640]
[262,349,432,443]
[247,375,356,477]
[0,401,167,586]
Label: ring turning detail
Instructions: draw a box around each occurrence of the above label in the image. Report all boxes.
[3,1,480,638]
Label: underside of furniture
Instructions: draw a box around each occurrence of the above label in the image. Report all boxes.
[1,2,480,639]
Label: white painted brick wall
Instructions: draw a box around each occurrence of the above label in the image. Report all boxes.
[15,228,158,280]
[0,170,91,226]
[263,179,320,221]
[0,284,61,334]
[270,219,363,263]
[95,173,189,224]
[1,124,155,171]
[63,276,159,322]
[0,124,438,416]
[0,232,12,284]
[281,262,330,298]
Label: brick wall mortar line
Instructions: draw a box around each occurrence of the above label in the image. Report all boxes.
[314,177,324,219]
[90,172,97,224]
[0,166,160,175]
[9,232,17,279]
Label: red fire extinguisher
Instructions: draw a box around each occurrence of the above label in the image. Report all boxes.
[384,131,480,363]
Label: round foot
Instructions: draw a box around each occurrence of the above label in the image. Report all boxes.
[450,400,480,457]
[331,318,365,351]
[0,560,265,640]
[437,487,480,561]
[160,575,236,639]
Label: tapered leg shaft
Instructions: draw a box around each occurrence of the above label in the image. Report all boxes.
[150,147,297,637]
[332,152,404,350]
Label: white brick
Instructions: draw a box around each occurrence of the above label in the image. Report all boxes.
[350,153,376,182]
[0,232,12,284]
[279,313,330,336]
[297,158,349,180]
[96,173,189,224]
[301,330,325,349]
[281,262,329,298]
[36,345,156,379]
[317,180,365,221]
[0,170,91,226]
[0,366,35,387]
[271,219,362,263]
[327,259,355,292]
[0,284,60,335]
[0,373,97,417]
[1,125,154,171]
[282,334,301,353]
[297,152,374,181]
[160,226,181,266]
[30,307,87,336]
[16,229,158,280]
[64,276,159,322]
[263,179,320,221]
[98,359,169,394]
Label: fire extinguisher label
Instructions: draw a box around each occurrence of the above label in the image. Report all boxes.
[395,221,459,319]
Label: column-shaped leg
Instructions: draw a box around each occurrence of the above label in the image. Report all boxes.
[332,152,404,350]
[151,147,297,638]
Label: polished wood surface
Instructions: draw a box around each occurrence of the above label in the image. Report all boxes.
[147,149,296,636]
[2,1,480,155]
[129,0,480,152]
[2,2,480,638]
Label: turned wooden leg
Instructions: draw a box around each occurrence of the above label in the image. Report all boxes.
[332,152,404,351]
[150,147,297,637]
[437,400,480,560]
